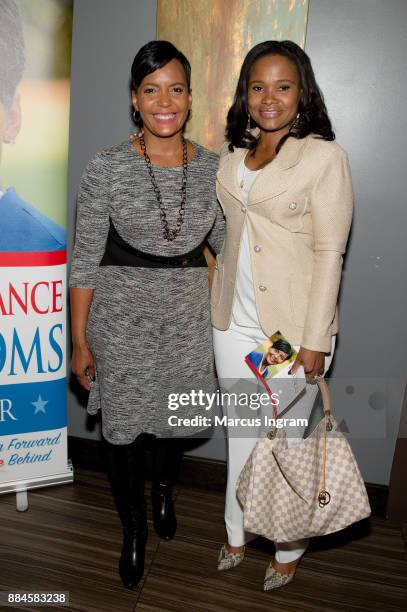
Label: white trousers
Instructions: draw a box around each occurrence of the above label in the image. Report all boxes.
[213,319,335,562]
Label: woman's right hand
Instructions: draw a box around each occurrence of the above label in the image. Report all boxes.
[71,345,96,391]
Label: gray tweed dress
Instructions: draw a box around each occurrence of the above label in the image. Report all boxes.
[69,139,225,444]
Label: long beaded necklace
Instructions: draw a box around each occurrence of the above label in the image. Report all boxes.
[139,134,188,242]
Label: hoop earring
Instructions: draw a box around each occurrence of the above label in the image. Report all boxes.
[132,109,141,123]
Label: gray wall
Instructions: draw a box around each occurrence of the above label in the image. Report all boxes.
[67,0,157,441]
[304,0,407,484]
[67,0,407,482]
[67,0,227,462]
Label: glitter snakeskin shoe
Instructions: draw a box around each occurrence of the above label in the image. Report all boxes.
[264,560,297,591]
[217,544,245,571]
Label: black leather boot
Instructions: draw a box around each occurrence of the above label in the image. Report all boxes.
[151,437,182,541]
[105,435,148,588]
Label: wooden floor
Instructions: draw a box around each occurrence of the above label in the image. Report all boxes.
[0,469,406,612]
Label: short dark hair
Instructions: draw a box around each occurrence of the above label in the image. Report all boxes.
[0,0,25,106]
[271,339,292,359]
[226,40,334,152]
[131,40,191,129]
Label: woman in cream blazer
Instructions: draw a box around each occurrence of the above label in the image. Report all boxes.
[213,40,353,591]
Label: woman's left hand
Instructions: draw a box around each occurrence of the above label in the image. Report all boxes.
[291,347,325,382]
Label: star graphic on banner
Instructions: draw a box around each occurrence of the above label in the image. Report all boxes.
[32,395,48,415]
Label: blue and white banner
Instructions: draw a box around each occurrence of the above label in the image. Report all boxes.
[0,0,72,493]
[0,252,69,486]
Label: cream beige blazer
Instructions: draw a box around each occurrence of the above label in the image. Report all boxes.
[211,134,353,353]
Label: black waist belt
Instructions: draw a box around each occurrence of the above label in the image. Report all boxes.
[99,218,207,268]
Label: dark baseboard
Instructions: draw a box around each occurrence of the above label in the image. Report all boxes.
[365,483,389,519]
[68,435,388,518]
[68,435,226,490]
[68,436,105,472]
[387,438,407,522]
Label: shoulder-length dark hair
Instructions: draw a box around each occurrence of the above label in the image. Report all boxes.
[226,40,334,152]
[131,40,191,129]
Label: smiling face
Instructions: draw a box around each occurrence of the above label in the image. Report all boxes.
[266,346,290,366]
[247,53,301,139]
[131,58,192,140]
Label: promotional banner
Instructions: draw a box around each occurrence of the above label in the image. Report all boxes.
[0,0,73,493]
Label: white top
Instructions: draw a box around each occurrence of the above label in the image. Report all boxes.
[232,157,262,327]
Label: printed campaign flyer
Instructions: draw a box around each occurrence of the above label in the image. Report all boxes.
[245,330,306,413]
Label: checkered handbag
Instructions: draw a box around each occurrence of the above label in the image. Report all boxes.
[236,379,371,542]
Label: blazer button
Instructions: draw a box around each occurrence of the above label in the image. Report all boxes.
[259,285,267,292]
[241,206,246,213]
[254,245,261,253]
[289,202,297,210]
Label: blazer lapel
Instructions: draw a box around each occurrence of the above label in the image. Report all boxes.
[249,135,310,205]
[216,135,311,206]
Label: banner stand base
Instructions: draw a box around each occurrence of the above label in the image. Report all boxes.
[16,490,28,512]
[0,460,74,511]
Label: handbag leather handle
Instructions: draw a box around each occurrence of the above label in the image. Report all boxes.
[318,378,332,417]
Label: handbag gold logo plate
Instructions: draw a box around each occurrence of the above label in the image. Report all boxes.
[318,490,331,507]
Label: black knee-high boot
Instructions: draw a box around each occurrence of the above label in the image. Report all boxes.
[105,435,148,588]
[151,437,182,541]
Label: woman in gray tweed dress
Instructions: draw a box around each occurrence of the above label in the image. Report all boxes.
[69,41,224,589]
